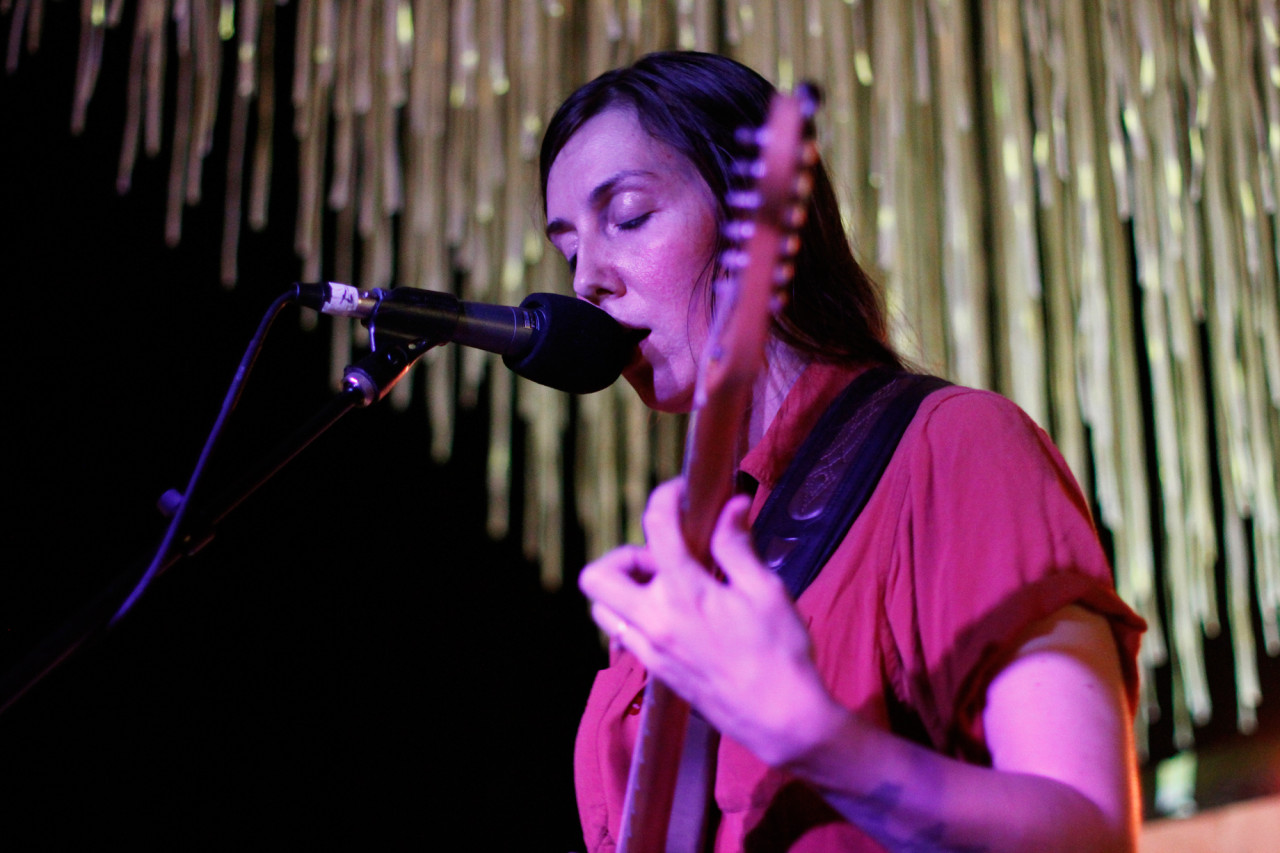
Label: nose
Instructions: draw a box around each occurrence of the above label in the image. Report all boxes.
[571,239,624,305]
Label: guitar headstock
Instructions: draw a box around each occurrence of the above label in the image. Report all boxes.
[695,83,822,408]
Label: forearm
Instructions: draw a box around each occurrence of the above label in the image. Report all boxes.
[776,697,1133,853]
[580,486,1140,852]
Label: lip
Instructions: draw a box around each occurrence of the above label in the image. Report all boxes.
[599,311,649,371]
[628,328,652,370]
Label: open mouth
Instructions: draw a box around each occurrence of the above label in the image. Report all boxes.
[628,328,652,368]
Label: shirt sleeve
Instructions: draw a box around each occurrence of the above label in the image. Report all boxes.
[880,388,1146,761]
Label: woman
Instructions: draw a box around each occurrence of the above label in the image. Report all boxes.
[541,52,1145,852]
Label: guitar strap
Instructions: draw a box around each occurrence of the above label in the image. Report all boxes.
[753,366,952,599]
[671,367,950,852]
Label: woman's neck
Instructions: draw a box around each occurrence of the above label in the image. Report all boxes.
[746,339,810,450]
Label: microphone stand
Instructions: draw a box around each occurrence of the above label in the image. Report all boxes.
[0,337,432,715]
[164,336,430,554]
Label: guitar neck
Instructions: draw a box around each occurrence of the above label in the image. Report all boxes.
[617,680,697,852]
[613,86,818,853]
[615,382,751,853]
[680,381,755,561]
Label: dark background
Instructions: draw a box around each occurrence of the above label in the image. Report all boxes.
[0,5,601,849]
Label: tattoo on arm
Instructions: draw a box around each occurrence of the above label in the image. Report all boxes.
[844,783,988,853]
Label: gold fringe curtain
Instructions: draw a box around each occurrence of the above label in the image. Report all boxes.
[5,0,1278,756]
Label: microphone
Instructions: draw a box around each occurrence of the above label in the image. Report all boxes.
[296,283,640,394]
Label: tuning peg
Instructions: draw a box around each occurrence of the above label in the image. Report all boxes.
[795,81,823,115]
[720,248,750,271]
[800,140,820,168]
[726,188,761,211]
[732,158,767,181]
[734,125,762,151]
[791,173,815,208]
[779,233,802,258]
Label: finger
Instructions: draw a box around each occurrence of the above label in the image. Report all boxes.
[710,493,780,596]
[579,545,654,616]
[578,543,641,591]
[588,601,629,640]
[588,600,620,631]
[590,601,639,659]
[640,479,691,563]
[642,478,722,581]
[591,601,665,673]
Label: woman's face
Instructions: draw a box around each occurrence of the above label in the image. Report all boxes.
[544,107,720,413]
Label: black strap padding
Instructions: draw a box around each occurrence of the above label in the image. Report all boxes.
[752,368,951,600]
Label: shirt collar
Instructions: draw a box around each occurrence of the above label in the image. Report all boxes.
[738,361,871,494]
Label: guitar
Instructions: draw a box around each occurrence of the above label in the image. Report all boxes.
[616,84,821,853]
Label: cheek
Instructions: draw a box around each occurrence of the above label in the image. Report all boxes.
[649,234,716,320]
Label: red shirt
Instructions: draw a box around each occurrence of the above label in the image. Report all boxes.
[574,363,1146,851]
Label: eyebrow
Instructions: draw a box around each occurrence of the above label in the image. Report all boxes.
[545,168,657,240]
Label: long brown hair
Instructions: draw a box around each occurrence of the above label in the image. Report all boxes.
[540,51,903,370]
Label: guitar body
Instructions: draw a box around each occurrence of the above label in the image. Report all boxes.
[616,86,820,853]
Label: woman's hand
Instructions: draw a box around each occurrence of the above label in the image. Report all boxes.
[578,479,1139,852]
[577,478,844,766]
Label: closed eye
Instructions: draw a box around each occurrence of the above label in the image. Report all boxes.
[619,212,652,231]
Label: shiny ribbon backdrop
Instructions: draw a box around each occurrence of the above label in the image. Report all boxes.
[5,0,1278,758]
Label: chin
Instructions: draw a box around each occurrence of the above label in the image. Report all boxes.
[624,371,695,414]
